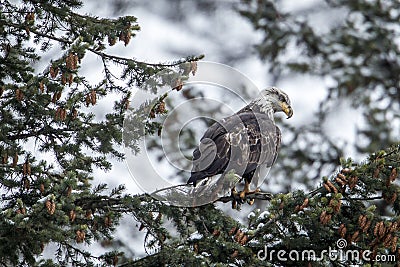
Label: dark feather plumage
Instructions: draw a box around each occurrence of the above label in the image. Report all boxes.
[188,112,281,186]
[188,87,291,190]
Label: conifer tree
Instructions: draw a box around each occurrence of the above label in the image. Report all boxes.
[1,0,399,266]
[0,1,200,266]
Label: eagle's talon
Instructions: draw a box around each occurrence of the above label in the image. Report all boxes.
[238,180,259,199]
[232,192,244,204]
[231,187,244,208]
[231,187,238,198]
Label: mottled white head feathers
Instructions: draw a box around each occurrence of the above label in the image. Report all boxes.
[243,87,293,119]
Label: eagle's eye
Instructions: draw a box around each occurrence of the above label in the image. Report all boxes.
[278,94,286,103]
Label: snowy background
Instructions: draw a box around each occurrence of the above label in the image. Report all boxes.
[40,0,367,259]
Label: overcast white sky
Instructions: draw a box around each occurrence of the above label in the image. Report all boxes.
[38,0,367,260]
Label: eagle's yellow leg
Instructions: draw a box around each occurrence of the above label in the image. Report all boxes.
[239,180,251,199]
[239,180,260,205]
[231,187,238,209]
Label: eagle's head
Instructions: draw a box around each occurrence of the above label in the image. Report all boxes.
[249,87,293,119]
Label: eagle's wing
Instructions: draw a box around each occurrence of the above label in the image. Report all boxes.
[246,114,281,189]
[188,116,234,185]
[240,113,281,169]
[188,112,281,187]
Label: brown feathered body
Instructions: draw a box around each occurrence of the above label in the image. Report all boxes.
[187,87,292,188]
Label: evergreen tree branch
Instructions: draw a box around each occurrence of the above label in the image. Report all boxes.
[5,20,203,71]
[124,145,400,266]
[216,192,273,203]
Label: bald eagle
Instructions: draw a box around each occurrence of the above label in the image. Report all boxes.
[187,87,293,204]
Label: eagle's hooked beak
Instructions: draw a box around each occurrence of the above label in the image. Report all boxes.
[281,102,293,119]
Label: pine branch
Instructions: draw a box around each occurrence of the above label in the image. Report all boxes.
[5,21,203,71]
[216,191,273,203]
